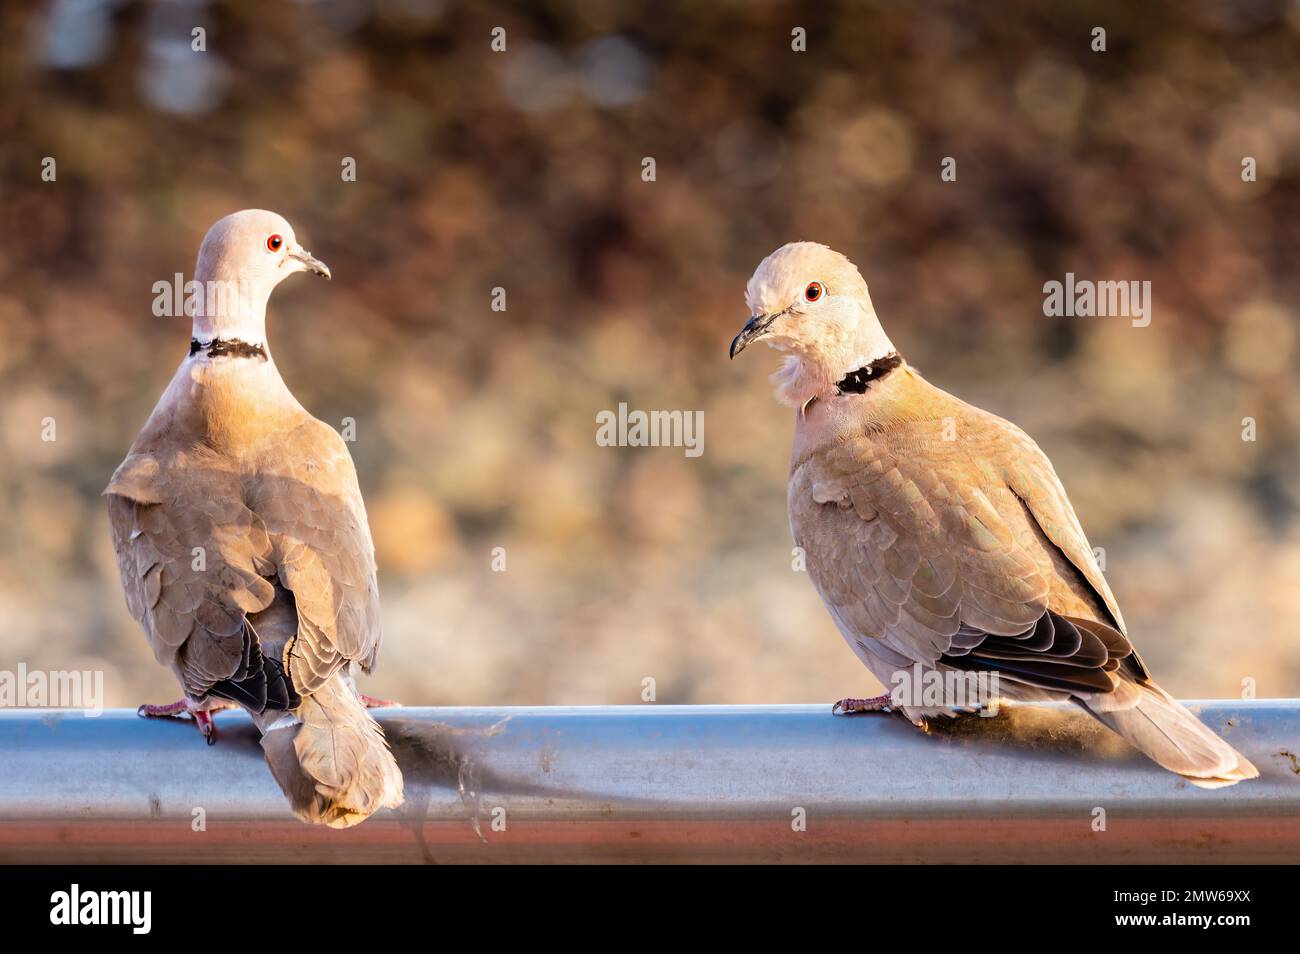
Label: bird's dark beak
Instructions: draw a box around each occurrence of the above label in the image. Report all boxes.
[729,313,774,359]
[290,245,331,280]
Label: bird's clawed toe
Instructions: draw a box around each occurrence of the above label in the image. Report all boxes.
[137,699,227,744]
[831,694,895,715]
[194,709,218,744]
[136,700,191,720]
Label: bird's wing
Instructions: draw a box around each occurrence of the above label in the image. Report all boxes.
[105,450,281,702]
[243,417,381,695]
[995,419,1127,634]
[792,392,1133,697]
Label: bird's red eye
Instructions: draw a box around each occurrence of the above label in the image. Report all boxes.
[804,281,823,302]
[267,234,283,252]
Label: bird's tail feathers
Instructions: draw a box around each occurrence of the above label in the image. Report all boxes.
[259,672,404,828]
[1078,682,1258,789]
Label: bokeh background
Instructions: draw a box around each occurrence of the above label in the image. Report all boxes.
[1,0,1298,710]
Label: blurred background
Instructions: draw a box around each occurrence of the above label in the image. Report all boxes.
[1,0,1298,710]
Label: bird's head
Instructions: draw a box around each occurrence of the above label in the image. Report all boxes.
[190,210,330,346]
[196,209,331,289]
[730,242,895,407]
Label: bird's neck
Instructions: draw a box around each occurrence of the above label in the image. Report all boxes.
[774,300,897,408]
[189,337,269,362]
[791,361,922,465]
[188,270,271,351]
[832,352,905,394]
[774,339,899,409]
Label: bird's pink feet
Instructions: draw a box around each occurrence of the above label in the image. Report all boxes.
[831,693,895,715]
[359,694,400,709]
[137,698,237,745]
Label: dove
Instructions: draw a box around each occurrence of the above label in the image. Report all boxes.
[730,242,1257,788]
[105,210,404,827]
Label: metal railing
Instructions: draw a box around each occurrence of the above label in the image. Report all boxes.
[1,700,1297,863]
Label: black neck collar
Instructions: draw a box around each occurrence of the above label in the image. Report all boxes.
[190,337,268,361]
[835,352,903,394]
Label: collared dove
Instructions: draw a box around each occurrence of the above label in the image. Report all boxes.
[731,241,1257,788]
[105,210,404,827]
